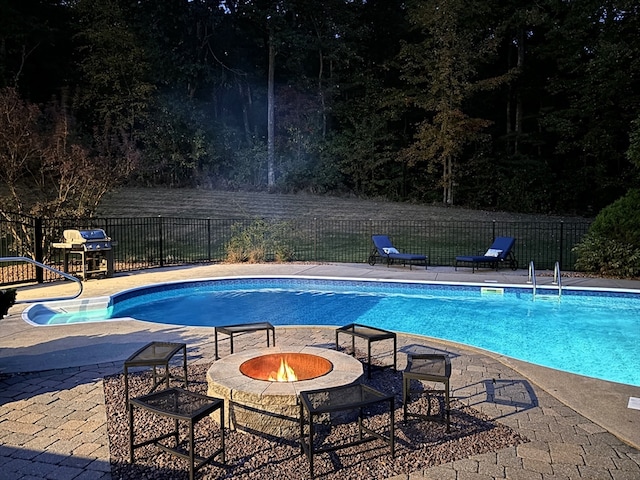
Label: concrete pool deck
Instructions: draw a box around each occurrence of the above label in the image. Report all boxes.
[1,262,639,479]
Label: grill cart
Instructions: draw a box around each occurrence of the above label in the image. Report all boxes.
[53,229,115,280]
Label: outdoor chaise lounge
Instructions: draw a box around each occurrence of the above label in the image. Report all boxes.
[454,236,518,273]
[368,235,427,270]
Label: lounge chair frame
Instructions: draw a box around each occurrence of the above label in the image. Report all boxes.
[454,236,518,273]
[368,235,427,270]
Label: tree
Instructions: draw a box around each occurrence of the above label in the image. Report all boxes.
[314,0,409,198]
[331,90,399,196]
[540,0,640,210]
[72,0,154,139]
[3,0,639,215]
[398,0,504,205]
[0,0,74,101]
[222,0,292,189]
[628,115,640,174]
[0,87,136,258]
[220,0,353,191]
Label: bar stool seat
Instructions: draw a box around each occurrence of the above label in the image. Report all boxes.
[214,322,276,359]
[123,341,188,409]
[402,353,451,432]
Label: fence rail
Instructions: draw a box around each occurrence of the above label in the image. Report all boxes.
[0,214,592,284]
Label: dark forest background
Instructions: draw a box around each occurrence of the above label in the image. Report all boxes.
[2,0,639,217]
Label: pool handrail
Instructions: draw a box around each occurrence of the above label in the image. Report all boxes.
[553,261,562,298]
[527,260,537,298]
[0,256,83,303]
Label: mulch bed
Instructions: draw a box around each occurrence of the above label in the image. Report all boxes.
[105,363,527,480]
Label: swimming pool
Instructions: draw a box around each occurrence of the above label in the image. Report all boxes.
[24,276,640,386]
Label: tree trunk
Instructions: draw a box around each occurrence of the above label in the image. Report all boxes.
[318,49,327,138]
[514,28,525,154]
[443,156,454,205]
[267,30,276,189]
[240,81,252,144]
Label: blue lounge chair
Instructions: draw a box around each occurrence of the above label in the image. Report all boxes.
[454,237,518,273]
[368,235,428,270]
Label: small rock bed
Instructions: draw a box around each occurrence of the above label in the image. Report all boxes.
[104,362,527,479]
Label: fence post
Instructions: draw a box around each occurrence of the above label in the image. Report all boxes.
[559,221,564,270]
[492,220,496,240]
[207,218,211,262]
[313,218,317,262]
[158,216,164,268]
[34,217,44,283]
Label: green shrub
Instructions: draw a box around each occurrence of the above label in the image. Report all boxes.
[226,219,296,263]
[573,189,640,277]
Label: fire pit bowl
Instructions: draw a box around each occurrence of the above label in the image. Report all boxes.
[240,352,333,382]
[207,346,363,436]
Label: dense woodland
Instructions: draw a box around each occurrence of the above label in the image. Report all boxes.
[1,0,640,218]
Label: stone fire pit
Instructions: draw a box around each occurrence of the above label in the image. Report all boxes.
[207,346,363,437]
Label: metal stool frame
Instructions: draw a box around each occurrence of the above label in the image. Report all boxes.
[402,353,451,432]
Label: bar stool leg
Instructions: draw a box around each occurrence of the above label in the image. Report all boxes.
[128,404,135,463]
[402,375,409,422]
[392,336,397,371]
[182,345,188,388]
[124,366,130,410]
[188,421,195,480]
[299,402,305,455]
[309,412,315,478]
[220,403,226,463]
[389,397,395,456]
[351,332,355,356]
[445,379,451,432]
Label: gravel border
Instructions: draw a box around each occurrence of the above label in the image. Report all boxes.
[105,362,527,479]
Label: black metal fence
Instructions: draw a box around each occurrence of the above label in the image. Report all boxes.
[0,214,592,284]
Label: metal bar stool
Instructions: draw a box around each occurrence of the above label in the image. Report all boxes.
[214,322,276,359]
[335,323,397,378]
[402,353,451,432]
[299,383,395,478]
[129,388,225,480]
[123,342,188,409]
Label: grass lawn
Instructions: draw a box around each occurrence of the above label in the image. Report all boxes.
[98,187,588,222]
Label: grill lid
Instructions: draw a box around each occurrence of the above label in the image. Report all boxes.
[63,229,110,242]
[53,228,113,250]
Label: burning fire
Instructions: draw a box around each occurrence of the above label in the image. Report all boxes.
[267,357,298,382]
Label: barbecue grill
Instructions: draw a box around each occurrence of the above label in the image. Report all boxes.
[53,229,115,279]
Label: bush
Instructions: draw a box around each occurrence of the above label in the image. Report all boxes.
[226,219,296,263]
[573,189,640,277]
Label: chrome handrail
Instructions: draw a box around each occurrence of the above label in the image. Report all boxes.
[0,256,83,303]
[553,261,562,298]
[527,260,536,298]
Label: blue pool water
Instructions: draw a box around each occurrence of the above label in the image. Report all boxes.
[33,277,640,386]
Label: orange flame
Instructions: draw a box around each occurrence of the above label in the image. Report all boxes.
[267,357,298,382]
